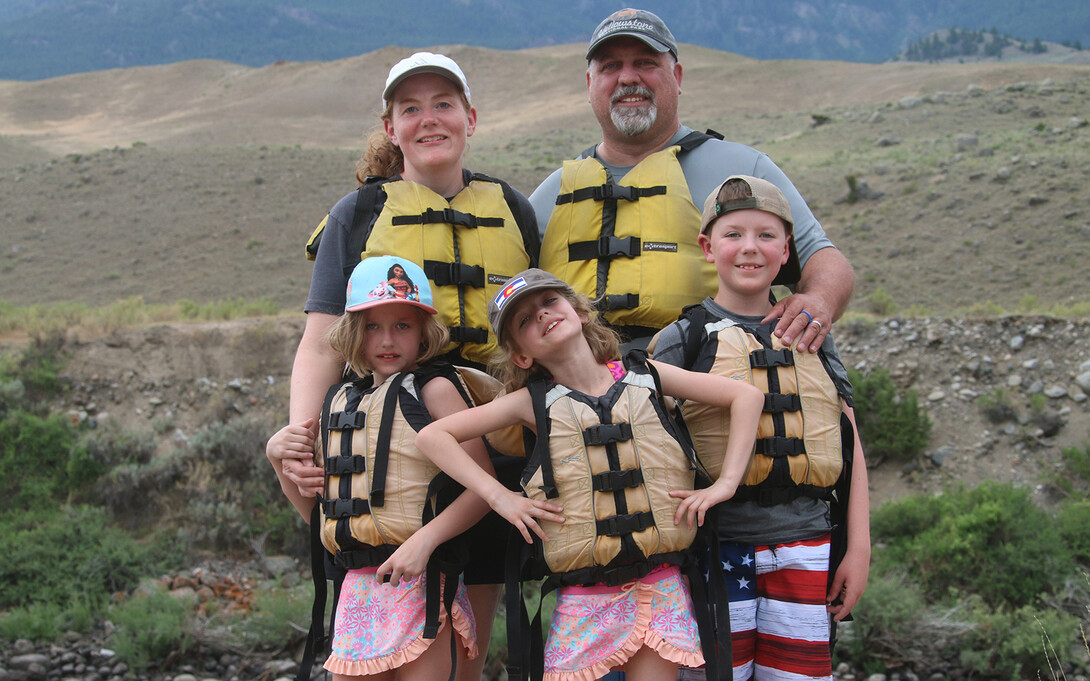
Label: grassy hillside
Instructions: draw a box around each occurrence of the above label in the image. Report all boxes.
[0,45,1089,317]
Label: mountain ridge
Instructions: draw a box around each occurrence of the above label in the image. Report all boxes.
[1,0,1089,80]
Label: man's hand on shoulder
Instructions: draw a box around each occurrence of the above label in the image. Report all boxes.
[763,247,854,353]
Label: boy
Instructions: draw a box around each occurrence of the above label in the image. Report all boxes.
[651,176,870,681]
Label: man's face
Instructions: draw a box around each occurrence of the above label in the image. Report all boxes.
[587,37,682,143]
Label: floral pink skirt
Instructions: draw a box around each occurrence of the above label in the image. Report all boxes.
[543,565,704,681]
[324,567,478,676]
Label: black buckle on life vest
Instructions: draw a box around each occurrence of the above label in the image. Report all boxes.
[424,260,486,288]
[568,235,641,261]
[755,436,806,457]
[447,325,489,344]
[324,455,366,475]
[592,468,644,492]
[750,347,794,368]
[322,497,370,519]
[327,410,366,430]
[596,511,655,537]
[764,393,803,413]
[582,422,633,447]
[597,293,640,311]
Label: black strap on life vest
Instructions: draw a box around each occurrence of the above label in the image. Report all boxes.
[525,378,559,499]
[392,206,505,229]
[684,519,733,681]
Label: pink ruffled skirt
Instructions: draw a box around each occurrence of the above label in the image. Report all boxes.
[324,567,478,676]
[543,565,704,681]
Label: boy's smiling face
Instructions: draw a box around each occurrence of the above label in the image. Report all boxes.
[699,208,792,314]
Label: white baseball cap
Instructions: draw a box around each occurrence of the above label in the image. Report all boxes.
[382,52,471,109]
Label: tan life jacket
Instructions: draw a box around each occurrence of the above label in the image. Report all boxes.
[539,131,717,334]
[305,174,533,366]
[666,308,846,506]
[520,353,698,586]
[318,362,520,568]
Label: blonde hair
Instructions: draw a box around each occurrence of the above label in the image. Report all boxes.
[489,289,621,392]
[327,305,450,378]
[356,92,473,183]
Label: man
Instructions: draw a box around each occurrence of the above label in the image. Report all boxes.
[531,8,854,353]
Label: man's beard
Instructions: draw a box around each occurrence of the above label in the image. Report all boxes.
[609,85,657,137]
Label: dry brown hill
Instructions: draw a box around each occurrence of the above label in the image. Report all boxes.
[1,43,1089,315]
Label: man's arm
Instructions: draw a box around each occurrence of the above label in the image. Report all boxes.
[764,247,855,353]
[528,168,564,240]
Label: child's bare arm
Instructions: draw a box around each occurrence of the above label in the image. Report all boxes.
[652,360,764,528]
[415,390,564,543]
[827,403,871,621]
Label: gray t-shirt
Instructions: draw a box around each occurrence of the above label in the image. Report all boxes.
[529,126,835,269]
[652,297,851,545]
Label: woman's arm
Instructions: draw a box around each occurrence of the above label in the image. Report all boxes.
[651,360,765,528]
[415,390,564,543]
[827,403,871,621]
[375,376,495,586]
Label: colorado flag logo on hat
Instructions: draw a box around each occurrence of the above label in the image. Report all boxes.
[494,276,528,310]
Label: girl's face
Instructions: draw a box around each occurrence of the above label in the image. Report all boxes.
[505,289,585,369]
[391,265,406,279]
[383,72,476,182]
[360,303,425,382]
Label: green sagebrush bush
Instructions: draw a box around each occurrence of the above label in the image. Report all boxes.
[0,506,169,612]
[0,410,78,512]
[871,482,1073,609]
[835,570,968,674]
[957,597,1081,681]
[107,586,192,670]
[0,333,67,411]
[847,367,931,462]
[182,413,306,555]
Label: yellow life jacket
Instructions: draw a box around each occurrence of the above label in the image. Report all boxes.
[318,363,517,568]
[306,174,532,366]
[670,309,846,506]
[520,354,697,586]
[539,131,717,334]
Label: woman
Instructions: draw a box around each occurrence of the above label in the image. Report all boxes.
[268,52,539,681]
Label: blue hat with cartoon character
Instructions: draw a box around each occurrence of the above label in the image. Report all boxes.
[345,256,437,315]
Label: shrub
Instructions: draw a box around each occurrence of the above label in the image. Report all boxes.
[958,598,1081,681]
[866,287,898,315]
[0,410,77,511]
[0,506,167,611]
[977,389,1018,424]
[847,367,931,463]
[182,414,305,554]
[872,482,1072,608]
[107,587,193,669]
[1057,500,1090,562]
[836,570,970,674]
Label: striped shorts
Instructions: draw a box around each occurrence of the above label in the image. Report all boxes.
[718,534,832,681]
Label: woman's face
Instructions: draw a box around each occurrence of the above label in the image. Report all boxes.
[392,265,406,279]
[384,72,476,182]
